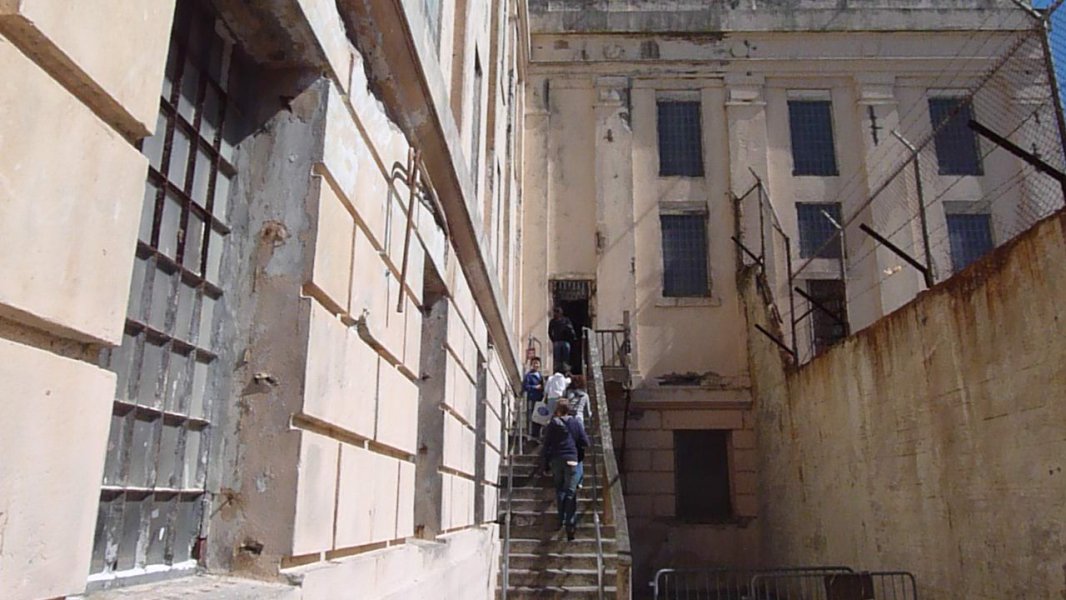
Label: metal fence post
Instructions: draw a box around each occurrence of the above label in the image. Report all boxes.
[785,236,798,359]
[892,131,936,287]
[1039,14,1066,202]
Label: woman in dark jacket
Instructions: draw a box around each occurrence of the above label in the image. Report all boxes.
[539,398,590,540]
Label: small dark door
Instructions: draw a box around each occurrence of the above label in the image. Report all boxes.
[550,280,593,375]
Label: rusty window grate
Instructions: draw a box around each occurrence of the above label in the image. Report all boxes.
[808,279,847,355]
[930,97,984,176]
[551,279,593,302]
[90,0,239,582]
[471,51,484,197]
[797,202,843,259]
[657,101,704,177]
[947,213,994,272]
[788,100,839,176]
[660,214,710,297]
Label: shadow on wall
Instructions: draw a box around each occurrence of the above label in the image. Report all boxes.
[744,209,1066,599]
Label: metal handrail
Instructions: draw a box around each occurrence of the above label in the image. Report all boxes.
[585,327,633,599]
[585,330,605,600]
[500,391,519,600]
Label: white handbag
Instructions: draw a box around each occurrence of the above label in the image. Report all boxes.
[530,400,552,426]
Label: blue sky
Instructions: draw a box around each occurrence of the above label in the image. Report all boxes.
[1032,0,1066,100]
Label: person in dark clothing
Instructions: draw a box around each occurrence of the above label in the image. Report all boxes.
[522,356,545,439]
[539,398,590,540]
[548,306,576,373]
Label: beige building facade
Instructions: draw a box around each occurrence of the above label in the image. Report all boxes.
[2,0,1062,598]
[520,0,1037,588]
[1,0,526,598]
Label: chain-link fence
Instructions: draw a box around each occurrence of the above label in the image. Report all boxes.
[742,1,1066,364]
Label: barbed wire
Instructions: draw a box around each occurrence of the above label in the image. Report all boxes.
[763,3,1066,362]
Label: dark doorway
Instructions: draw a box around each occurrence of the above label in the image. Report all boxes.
[674,430,732,521]
[550,280,592,375]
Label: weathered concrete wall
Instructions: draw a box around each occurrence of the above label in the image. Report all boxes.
[0,2,175,597]
[613,401,761,592]
[205,0,520,597]
[0,0,521,598]
[220,24,505,600]
[747,211,1066,599]
[529,0,1026,34]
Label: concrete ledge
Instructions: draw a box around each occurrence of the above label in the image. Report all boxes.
[78,575,298,600]
[0,37,147,346]
[529,2,1029,34]
[0,338,115,600]
[0,0,177,139]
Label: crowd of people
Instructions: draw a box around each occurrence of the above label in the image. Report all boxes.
[520,306,591,541]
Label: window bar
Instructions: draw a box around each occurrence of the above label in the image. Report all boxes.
[94,0,234,580]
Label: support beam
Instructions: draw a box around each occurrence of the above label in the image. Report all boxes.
[859,223,934,288]
[969,119,1066,184]
[794,287,849,329]
[755,324,797,361]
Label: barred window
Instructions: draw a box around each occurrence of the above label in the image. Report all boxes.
[675,431,732,521]
[930,98,983,176]
[808,279,847,355]
[471,51,483,196]
[91,0,240,583]
[947,213,994,272]
[421,0,443,52]
[797,203,843,259]
[660,213,709,297]
[657,101,704,177]
[788,100,839,176]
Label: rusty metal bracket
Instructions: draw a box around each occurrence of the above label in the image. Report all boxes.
[755,323,797,361]
[969,119,1066,185]
[794,287,849,331]
[859,223,934,288]
[731,236,765,267]
[397,148,421,313]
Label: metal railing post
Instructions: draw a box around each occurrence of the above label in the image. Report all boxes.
[786,237,799,359]
[891,131,935,287]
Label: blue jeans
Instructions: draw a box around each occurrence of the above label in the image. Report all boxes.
[550,457,581,529]
[552,341,571,372]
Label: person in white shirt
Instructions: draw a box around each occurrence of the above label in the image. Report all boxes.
[543,363,572,419]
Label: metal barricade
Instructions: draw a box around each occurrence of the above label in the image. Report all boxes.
[652,567,855,600]
[749,571,918,600]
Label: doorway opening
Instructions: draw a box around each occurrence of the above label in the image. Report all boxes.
[550,279,593,375]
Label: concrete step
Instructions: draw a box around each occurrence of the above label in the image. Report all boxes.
[504,462,604,476]
[507,568,618,588]
[509,487,599,502]
[498,585,616,599]
[509,521,615,541]
[507,445,605,462]
[508,538,616,554]
[502,476,603,490]
[506,497,596,512]
[505,510,609,529]
[507,552,618,570]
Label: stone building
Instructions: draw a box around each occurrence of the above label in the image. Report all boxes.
[1,0,526,598]
[519,0,1040,589]
[2,0,1062,599]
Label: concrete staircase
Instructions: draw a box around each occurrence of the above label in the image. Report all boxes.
[498,441,618,599]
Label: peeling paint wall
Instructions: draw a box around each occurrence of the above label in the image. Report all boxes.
[746,211,1066,599]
